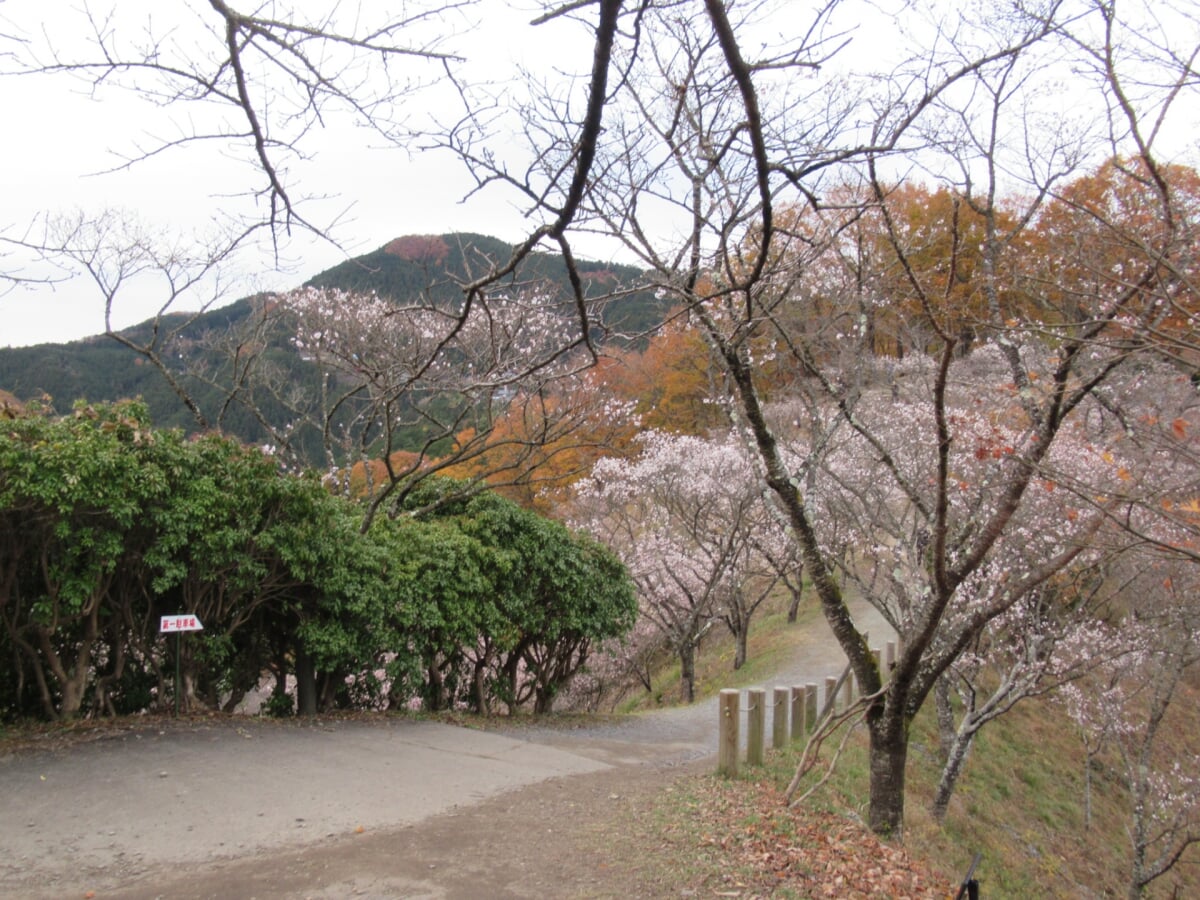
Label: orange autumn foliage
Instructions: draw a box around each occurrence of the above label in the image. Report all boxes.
[438,377,642,514]
[1028,157,1200,359]
[342,450,428,500]
[601,321,727,435]
[437,322,729,512]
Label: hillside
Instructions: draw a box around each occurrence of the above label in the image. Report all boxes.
[0,233,664,458]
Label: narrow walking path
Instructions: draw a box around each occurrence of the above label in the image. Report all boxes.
[505,592,893,766]
[0,597,892,899]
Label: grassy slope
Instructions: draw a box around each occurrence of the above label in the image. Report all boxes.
[623,591,1200,898]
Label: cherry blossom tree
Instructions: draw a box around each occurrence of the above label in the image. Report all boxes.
[523,0,1198,836]
[277,281,611,524]
[1060,555,1200,898]
[927,573,1132,823]
[772,331,1200,819]
[576,430,790,700]
[567,615,671,710]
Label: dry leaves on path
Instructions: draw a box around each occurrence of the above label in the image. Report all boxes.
[659,772,950,898]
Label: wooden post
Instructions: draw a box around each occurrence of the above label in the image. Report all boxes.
[805,684,818,733]
[718,689,740,777]
[790,685,805,742]
[843,669,855,707]
[773,686,789,749]
[825,676,838,713]
[747,687,766,766]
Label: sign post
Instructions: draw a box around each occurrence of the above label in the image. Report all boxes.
[160,615,204,716]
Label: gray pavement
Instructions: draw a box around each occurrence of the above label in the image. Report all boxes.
[0,596,891,898]
[0,719,610,896]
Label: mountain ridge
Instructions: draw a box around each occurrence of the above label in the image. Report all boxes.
[0,233,665,458]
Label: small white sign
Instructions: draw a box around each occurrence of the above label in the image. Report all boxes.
[160,615,204,633]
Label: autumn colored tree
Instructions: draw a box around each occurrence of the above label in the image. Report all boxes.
[598,320,729,435]
[436,368,640,515]
[1026,157,1200,365]
[839,184,1028,358]
[439,315,730,514]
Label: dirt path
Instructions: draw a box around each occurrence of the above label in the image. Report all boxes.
[0,600,890,899]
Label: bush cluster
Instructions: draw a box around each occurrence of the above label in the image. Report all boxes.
[0,401,636,722]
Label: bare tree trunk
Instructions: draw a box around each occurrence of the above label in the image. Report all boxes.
[679,641,696,704]
[787,585,803,624]
[1083,750,1095,830]
[317,670,341,712]
[36,611,99,719]
[734,625,749,671]
[426,660,446,711]
[931,729,974,823]
[295,644,317,717]
[1129,849,1148,900]
[181,665,199,713]
[13,629,59,720]
[91,635,127,718]
[533,684,555,715]
[471,653,490,715]
[501,640,532,715]
[868,719,910,837]
[935,675,955,762]
[222,685,248,714]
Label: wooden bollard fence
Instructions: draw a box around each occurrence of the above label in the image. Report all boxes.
[718,689,740,777]
[747,687,766,766]
[717,669,873,778]
[773,687,790,749]
[790,685,805,741]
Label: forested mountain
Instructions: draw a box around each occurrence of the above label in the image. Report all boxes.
[0,302,254,429]
[309,233,663,331]
[0,233,664,456]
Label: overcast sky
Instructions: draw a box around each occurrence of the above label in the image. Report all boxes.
[2,1,1194,348]
[0,0,604,348]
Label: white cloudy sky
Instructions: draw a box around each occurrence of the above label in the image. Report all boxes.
[0,0,605,347]
[1,1,1194,348]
